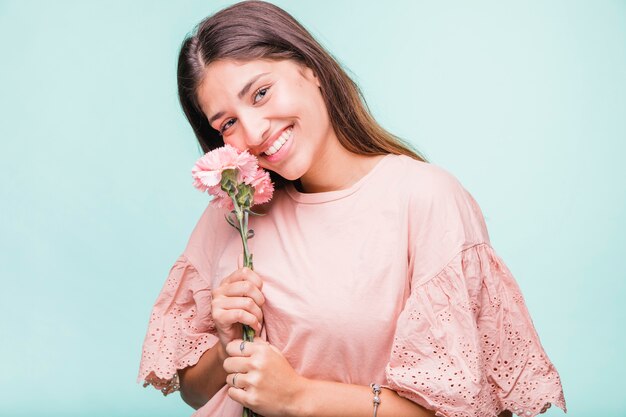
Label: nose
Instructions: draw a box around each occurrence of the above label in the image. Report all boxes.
[238,109,270,152]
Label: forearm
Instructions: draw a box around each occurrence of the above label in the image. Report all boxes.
[291,378,436,417]
[178,342,228,410]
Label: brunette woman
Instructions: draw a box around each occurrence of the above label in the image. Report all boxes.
[139,2,566,417]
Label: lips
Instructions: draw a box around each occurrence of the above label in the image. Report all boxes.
[263,126,293,156]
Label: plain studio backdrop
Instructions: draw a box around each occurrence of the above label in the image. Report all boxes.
[0,1,624,416]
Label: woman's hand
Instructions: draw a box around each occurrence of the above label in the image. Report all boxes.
[223,339,307,417]
[211,267,265,352]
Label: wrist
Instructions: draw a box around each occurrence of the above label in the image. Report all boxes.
[284,375,315,417]
[216,341,229,363]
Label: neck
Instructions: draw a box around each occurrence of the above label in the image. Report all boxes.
[298,142,385,193]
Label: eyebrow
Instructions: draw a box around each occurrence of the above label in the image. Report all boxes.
[207,72,270,126]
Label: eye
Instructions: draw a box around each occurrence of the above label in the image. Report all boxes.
[253,86,270,104]
[218,86,270,135]
[219,118,236,135]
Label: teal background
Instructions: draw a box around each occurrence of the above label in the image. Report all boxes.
[1,0,624,416]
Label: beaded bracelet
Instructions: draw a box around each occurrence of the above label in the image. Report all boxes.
[370,383,382,417]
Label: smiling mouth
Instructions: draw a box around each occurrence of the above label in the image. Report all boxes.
[263,126,293,156]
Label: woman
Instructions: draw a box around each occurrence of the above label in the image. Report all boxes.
[138,2,566,416]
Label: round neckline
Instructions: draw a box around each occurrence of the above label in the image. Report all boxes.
[285,154,395,204]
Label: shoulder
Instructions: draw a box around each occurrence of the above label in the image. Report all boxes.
[383,154,472,204]
[181,202,235,277]
[383,155,493,284]
[387,154,491,248]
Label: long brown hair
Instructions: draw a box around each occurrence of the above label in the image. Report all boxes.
[178,0,427,188]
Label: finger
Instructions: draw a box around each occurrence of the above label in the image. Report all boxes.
[227,372,250,391]
[221,267,264,290]
[239,267,264,290]
[227,386,248,405]
[219,269,247,286]
[213,297,264,323]
[215,309,262,333]
[223,356,251,373]
[225,339,256,357]
[220,281,265,307]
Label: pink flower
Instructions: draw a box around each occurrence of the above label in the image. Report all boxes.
[203,184,232,210]
[191,145,274,209]
[191,144,258,192]
[249,170,274,205]
[210,194,235,210]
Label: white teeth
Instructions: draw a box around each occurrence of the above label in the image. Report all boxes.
[264,127,293,156]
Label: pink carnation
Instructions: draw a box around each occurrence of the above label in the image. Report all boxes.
[191,145,274,209]
[191,144,258,192]
[205,184,232,210]
[210,194,235,210]
[250,170,274,206]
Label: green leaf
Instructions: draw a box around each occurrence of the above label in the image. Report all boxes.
[236,184,254,209]
[224,213,239,230]
[220,169,239,194]
[242,324,256,342]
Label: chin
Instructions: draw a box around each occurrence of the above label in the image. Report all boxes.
[275,172,302,182]
[272,161,309,182]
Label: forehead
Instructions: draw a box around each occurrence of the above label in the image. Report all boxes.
[196,59,293,115]
[204,59,275,85]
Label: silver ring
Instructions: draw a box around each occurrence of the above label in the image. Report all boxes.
[240,341,246,354]
[232,373,239,389]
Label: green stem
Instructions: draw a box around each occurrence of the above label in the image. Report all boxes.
[230,196,256,346]
[232,198,253,269]
[225,178,259,417]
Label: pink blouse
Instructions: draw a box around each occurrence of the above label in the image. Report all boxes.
[138,154,566,417]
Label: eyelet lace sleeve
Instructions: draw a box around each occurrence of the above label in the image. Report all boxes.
[137,255,219,390]
[385,244,566,417]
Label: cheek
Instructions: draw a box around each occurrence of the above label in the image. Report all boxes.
[306,95,330,129]
[274,80,323,116]
[222,135,248,152]
[281,89,327,127]
[270,89,301,116]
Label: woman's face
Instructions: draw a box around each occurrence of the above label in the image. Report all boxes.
[196,59,338,182]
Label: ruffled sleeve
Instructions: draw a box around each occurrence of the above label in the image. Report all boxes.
[137,255,219,389]
[386,244,566,417]
[385,164,566,417]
